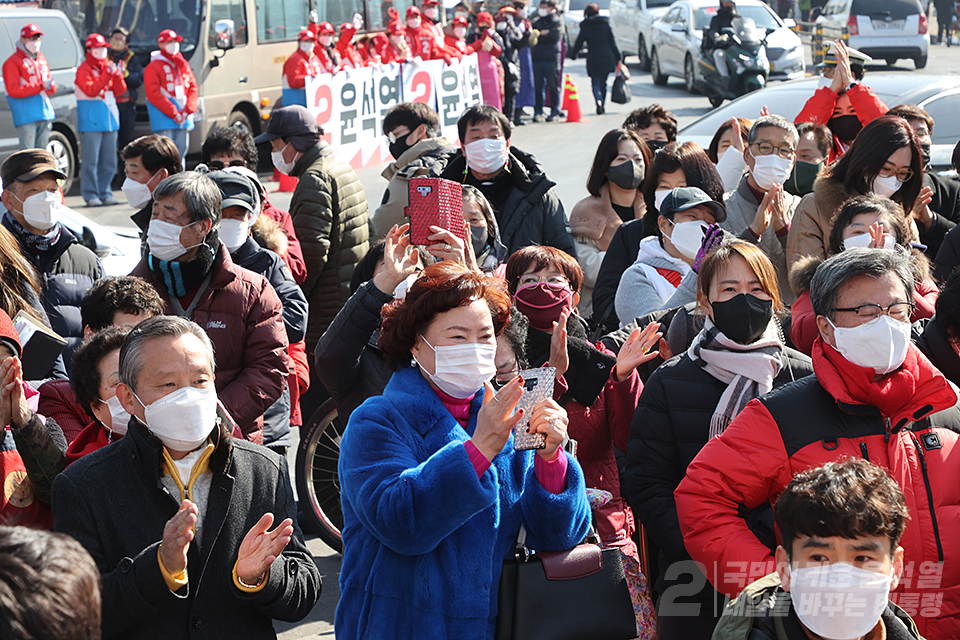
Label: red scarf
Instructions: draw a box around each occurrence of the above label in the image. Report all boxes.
[812,336,957,429]
[65,421,114,466]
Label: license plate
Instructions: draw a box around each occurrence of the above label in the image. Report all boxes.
[872,19,905,30]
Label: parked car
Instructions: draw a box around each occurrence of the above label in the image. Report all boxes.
[0,9,81,193]
[609,0,675,69]
[565,0,612,56]
[57,205,143,276]
[678,73,960,169]
[815,0,929,68]
[649,0,804,93]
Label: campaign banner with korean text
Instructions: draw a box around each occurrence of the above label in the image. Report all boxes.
[303,54,483,169]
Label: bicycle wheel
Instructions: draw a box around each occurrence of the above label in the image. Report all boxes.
[295,398,344,553]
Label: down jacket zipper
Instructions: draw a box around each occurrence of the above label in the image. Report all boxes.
[912,436,944,563]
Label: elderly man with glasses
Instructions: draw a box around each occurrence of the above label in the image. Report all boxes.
[673,247,960,640]
[719,115,801,305]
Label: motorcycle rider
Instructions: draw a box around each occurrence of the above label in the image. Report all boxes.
[704,0,738,86]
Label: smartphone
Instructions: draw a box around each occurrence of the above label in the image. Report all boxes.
[512,367,556,451]
[405,177,468,246]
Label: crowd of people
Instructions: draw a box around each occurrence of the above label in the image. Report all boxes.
[4,2,960,637]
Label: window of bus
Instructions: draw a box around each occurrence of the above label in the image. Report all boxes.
[363,0,415,31]
[71,0,202,58]
[316,0,365,30]
[209,0,248,46]
[256,0,308,42]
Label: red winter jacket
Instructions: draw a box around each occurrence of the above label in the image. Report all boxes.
[262,196,307,285]
[406,25,446,60]
[336,29,365,69]
[130,243,291,443]
[144,51,198,119]
[282,48,322,89]
[2,47,55,98]
[76,53,126,98]
[37,379,88,445]
[675,339,960,640]
[315,44,338,73]
[794,84,888,161]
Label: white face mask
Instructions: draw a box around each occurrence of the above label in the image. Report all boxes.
[872,173,902,198]
[716,148,727,163]
[425,7,438,19]
[789,562,892,640]
[538,7,549,16]
[393,272,418,299]
[414,336,498,399]
[319,35,332,47]
[147,218,202,261]
[91,47,108,60]
[751,153,794,190]
[654,188,671,211]
[219,217,251,252]
[465,138,507,175]
[664,219,707,260]
[16,190,60,231]
[407,19,421,29]
[163,42,180,56]
[103,395,131,436]
[134,386,219,452]
[121,175,155,209]
[817,74,833,90]
[272,143,296,175]
[25,40,40,54]
[454,26,466,38]
[843,232,896,251]
[299,41,314,53]
[828,314,911,375]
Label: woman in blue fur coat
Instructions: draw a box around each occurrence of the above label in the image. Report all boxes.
[336,260,592,639]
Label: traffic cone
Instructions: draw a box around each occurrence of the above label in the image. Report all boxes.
[565,81,586,124]
[561,74,573,111]
[273,167,299,192]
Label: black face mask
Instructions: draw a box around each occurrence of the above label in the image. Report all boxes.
[711,293,773,344]
[646,139,668,153]
[921,142,931,168]
[828,114,862,143]
[607,160,645,190]
[389,131,416,160]
[471,224,489,258]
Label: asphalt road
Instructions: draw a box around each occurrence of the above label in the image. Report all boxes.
[65,37,960,638]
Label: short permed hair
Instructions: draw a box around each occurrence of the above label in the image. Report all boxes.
[622,104,678,141]
[382,102,441,138]
[378,262,511,369]
[504,245,584,295]
[80,276,164,332]
[201,123,258,168]
[775,458,908,558]
[70,326,130,418]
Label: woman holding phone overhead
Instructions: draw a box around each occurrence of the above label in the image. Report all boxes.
[336,261,591,640]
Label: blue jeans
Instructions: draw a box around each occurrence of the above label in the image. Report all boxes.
[16,120,51,150]
[591,74,609,107]
[156,128,189,164]
[79,130,118,202]
[533,60,561,116]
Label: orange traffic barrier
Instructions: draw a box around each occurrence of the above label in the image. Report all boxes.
[273,167,299,192]
[565,80,586,124]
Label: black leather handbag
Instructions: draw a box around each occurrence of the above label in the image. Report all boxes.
[611,65,631,105]
[495,526,638,640]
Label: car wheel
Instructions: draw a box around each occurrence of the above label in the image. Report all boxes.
[228,109,256,135]
[914,54,927,69]
[651,49,668,86]
[684,55,698,93]
[47,130,76,195]
[638,35,651,71]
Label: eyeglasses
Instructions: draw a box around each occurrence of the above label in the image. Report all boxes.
[878,165,915,183]
[518,274,569,287]
[208,159,247,170]
[492,368,520,389]
[832,301,915,323]
[750,142,795,159]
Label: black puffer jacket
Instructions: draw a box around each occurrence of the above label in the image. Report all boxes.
[2,215,103,367]
[624,347,813,568]
[570,14,620,78]
[531,11,563,64]
[314,280,394,423]
[439,146,576,257]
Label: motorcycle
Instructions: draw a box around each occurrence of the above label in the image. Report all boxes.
[698,16,772,108]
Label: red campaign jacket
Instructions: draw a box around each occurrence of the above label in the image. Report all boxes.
[282,48,322,89]
[336,40,365,69]
[444,35,470,59]
[675,339,960,640]
[130,243,291,443]
[794,84,889,161]
[76,53,126,98]
[380,41,409,65]
[406,25,446,61]
[144,51,198,118]
[315,44,338,74]
[2,48,55,98]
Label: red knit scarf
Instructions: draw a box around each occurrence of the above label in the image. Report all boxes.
[812,336,957,429]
